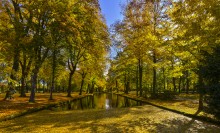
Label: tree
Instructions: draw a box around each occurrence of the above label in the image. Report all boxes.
[0,0,110,102]
[112,0,171,97]
[199,46,220,117]
[48,13,67,99]
[170,0,220,109]
[65,0,109,97]
[0,0,34,96]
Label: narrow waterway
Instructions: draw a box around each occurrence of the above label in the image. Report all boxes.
[52,93,144,111]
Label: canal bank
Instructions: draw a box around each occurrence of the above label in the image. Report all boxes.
[51,93,145,111]
[0,93,89,122]
[0,92,145,122]
[116,92,220,126]
[1,102,220,133]
[1,92,220,127]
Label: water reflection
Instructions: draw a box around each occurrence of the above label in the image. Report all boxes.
[53,93,145,111]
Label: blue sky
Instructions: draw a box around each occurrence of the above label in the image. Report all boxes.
[99,0,127,27]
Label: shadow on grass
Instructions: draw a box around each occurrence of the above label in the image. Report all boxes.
[0,108,130,132]
[0,105,220,133]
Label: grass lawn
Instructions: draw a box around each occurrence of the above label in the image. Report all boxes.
[0,92,88,120]
[0,105,220,133]
[117,92,218,122]
[0,91,220,132]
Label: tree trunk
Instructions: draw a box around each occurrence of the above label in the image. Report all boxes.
[198,74,204,111]
[87,84,90,93]
[152,51,157,96]
[125,81,129,94]
[67,72,74,97]
[20,64,26,97]
[79,78,85,95]
[136,64,139,96]
[36,77,39,93]
[116,80,118,93]
[20,55,32,96]
[42,80,45,93]
[50,79,55,100]
[173,77,176,92]
[186,70,190,94]
[26,82,29,93]
[10,49,20,81]
[199,93,204,110]
[139,59,143,96]
[20,73,26,97]
[50,49,56,100]
[162,67,166,91]
[178,76,182,93]
[90,81,95,94]
[127,81,130,94]
[29,71,38,102]
[124,74,127,93]
[5,48,20,99]
[47,81,50,93]
[79,72,86,95]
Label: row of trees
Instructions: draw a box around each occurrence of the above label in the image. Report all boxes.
[107,0,220,112]
[0,0,110,102]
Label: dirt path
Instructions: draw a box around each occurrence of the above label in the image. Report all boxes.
[0,105,219,133]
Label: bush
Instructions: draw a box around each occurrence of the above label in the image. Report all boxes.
[150,90,176,100]
[200,46,220,118]
[205,84,220,118]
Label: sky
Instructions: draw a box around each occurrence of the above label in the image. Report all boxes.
[99,0,127,27]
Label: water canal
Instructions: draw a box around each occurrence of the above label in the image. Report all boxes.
[52,93,145,111]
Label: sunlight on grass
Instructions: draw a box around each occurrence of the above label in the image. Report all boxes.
[0,104,220,132]
[0,93,88,120]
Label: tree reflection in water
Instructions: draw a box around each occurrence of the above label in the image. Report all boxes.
[53,93,145,111]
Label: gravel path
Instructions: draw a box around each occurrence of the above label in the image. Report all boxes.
[0,105,219,133]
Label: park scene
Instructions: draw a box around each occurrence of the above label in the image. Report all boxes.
[0,0,220,132]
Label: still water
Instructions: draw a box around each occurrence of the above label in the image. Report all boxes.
[52,93,145,110]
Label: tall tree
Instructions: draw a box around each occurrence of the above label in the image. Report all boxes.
[170,0,220,109]
[0,0,34,94]
[113,0,171,96]
[65,0,109,97]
